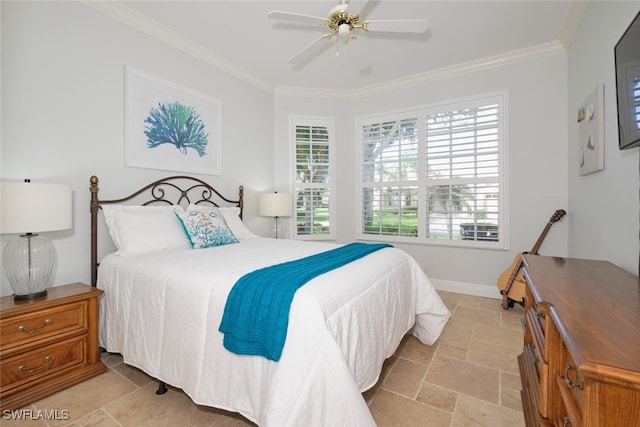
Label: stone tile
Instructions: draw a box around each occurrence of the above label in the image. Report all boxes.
[477,296,501,311]
[66,409,121,427]
[501,371,522,391]
[467,341,520,374]
[501,387,524,412]
[0,405,48,426]
[112,363,155,387]
[501,305,525,330]
[104,383,224,427]
[437,342,468,360]
[452,394,525,427]
[369,389,452,427]
[33,370,137,427]
[437,291,462,311]
[416,382,458,413]
[438,318,474,348]
[212,412,257,426]
[425,355,500,404]
[455,294,482,309]
[363,355,398,403]
[382,358,428,398]
[472,322,523,350]
[10,291,524,426]
[99,352,124,368]
[453,306,501,326]
[398,334,438,364]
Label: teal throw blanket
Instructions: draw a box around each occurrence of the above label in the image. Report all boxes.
[219,242,392,361]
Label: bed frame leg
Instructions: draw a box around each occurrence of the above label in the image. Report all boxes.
[156,381,167,395]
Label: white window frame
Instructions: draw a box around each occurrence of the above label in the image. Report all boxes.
[291,115,336,241]
[356,91,509,249]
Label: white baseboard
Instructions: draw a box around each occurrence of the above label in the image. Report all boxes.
[430,278,501,300]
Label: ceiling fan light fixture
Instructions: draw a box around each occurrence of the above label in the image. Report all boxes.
[338,23,350,37]
[269,0,428,70]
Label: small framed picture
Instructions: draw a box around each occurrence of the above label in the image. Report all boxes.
[577,84,604,176]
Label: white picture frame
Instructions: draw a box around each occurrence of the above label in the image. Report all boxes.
[577,83,604,176]
[125,66,222,175]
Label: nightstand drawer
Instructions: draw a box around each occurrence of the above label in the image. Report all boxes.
[0,302,86,351]
[1,335,85,390]
[0,283,106,411]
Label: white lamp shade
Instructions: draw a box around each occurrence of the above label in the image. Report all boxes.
[1,181,72,234]
[259,193,292,217]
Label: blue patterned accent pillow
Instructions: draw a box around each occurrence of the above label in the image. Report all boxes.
[174,207,239,249]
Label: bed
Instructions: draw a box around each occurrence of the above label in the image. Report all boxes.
[90,175,450,426]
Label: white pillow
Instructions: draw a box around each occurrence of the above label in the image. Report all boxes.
[188,204,254,239]
[101,205,190,256]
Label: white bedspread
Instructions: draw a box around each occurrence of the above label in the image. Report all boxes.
[98,237,450,426]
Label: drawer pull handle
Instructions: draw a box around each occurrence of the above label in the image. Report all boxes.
[18,355,52,374]
[530,344,539,365]
[563,416,572,426]
[18,318,52,334]
[564,363,583,390]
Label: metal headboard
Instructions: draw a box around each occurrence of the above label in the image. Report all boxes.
[89,175,244,286]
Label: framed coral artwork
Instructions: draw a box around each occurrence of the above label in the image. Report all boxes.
[125,66,222,175]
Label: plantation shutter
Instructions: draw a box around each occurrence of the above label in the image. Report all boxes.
[357,92,505,247]
[425,104,500,241]
[361,118,419,237]
[294,118,334,239]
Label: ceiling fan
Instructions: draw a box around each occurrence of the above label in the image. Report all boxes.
[268,0,429,71]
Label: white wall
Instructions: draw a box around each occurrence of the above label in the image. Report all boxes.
[3,1,638,298]
[272,95,352,239]
[272,1,640,295]
[273,53,569,297]
[566,1,640,275]
[0,1,274,295]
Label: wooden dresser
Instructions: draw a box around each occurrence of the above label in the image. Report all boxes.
[0,283,107,410]
[518,255,640,427]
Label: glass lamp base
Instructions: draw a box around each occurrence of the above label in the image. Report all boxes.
[3,233,54,301]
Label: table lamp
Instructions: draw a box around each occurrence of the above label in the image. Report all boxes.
[1,179,72,300]
[259,192,292,239]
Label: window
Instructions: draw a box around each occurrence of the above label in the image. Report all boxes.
[358,93,507,248]
[293,116,335,240]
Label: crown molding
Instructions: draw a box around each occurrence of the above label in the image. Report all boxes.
[273,86,350,99]
[83,1,275,93]
[84,1,566,100]
[276,41,566,99]
[351,41,566,99]
[559,0,589,50]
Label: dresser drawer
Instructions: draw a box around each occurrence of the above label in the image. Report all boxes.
[0,302,86,351]
[556,345,585,426]
[0,335,86,391]
[524,308,552,418]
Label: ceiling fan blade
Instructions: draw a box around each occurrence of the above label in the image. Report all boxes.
[345,37,370,72]
[268,11,327,26]
[346,0,372,17]
[289,34,332,65]
[364,19,429,33]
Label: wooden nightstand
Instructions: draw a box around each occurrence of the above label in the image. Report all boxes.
[0,283,107,410]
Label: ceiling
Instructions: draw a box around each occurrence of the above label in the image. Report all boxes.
[92,1,584,93]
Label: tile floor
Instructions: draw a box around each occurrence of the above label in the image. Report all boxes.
[2,291,525,427]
